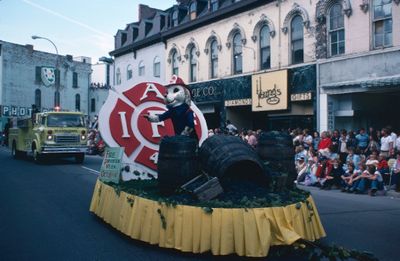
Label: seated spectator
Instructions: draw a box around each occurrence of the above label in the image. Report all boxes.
[365,151,379,167]
[377,153,390,185]
[318,131,332,153]
[322,158,344,189]
[315,156,332,187]
[295,145,307,162]
[341,162,356,192]
[347,163,366,193]
[354,165,383,196]
[295,156,308,183]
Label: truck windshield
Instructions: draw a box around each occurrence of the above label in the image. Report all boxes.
[47,114,85,127]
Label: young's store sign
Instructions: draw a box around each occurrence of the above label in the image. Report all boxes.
[251,70,288,112]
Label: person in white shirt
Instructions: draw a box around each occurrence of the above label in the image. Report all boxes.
[380,128,393,158]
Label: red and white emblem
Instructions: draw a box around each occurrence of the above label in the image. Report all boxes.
[98,82,208,180]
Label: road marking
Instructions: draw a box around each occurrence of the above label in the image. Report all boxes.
[81,166,100,175]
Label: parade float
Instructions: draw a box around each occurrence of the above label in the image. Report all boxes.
[89,77,326,257]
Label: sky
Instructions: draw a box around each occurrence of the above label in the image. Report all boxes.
[0,0,176,62]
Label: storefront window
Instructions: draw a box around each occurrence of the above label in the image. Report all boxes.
[329,3,345,56]
[189,46,197,82]
[210,39,218,79]
[291,15,303,64]
[373,0,392,48]
[233,33,242,74]
[260,25,271,70]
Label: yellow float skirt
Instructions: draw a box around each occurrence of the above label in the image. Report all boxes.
[90,180,326,257]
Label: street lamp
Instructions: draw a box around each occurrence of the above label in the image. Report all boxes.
[32,35,60,108]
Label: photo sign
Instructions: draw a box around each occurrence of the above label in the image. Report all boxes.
[251,70,288,112]
[99,147,124,184]
[98,81,208,180]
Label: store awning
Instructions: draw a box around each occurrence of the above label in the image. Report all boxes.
[321,74,400,89]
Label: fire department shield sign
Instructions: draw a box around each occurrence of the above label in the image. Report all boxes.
[41,67,56,87]
[98,82,208,180]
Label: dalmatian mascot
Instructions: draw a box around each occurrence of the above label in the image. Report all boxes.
[145,75,198,141]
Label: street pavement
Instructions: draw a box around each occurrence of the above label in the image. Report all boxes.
[0,145,399,260]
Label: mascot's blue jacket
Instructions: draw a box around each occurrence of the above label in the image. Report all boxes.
[158,103,197,140]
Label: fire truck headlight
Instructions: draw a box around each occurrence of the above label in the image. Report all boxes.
[47,135,53,140]
[81,135,86,140]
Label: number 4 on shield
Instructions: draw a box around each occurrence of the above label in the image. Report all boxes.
[150,152,158,164]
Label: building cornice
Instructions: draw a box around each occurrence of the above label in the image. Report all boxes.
[110,0,274,58]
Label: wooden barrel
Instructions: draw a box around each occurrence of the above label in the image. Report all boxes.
[199,135,267,187]
[256,131,296,189]
[157,136,199,193]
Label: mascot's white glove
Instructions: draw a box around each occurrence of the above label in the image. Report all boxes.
[181,126,193,136]
[144,114,160,122]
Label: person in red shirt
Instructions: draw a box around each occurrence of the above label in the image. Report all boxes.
[318,131,332,157]
[377,153,390,185]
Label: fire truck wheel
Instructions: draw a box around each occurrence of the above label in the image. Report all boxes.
[75,153,85,164]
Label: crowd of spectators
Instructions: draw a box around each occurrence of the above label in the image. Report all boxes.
[291,127,400,196]
[209,122,400,196]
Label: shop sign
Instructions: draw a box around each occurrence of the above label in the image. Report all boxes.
[1,105,55,117]
[99,147,124,184]
[191,85,220,99]
[1,105,33,117]
[252,70,288,112]
[224,98,252,107]
[290,92,312,101]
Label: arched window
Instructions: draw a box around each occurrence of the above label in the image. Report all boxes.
[153,56,160,77]
[233,32,242,74]
[127,64,133,80]
[75,94,81,111]
[138,61,145,76]
[260,25,271,70]
[35,89,41,109]
[373,0,392,48]
[210,39,218,79]
[189,2,197,20]
[328,4,345,56]
[172,10,179,27]
[189,46,197,82]
[172,49,179,75]
[116,68,121,85]
[54,91,60,107]
[291,15,303,64]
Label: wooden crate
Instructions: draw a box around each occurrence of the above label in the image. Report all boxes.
[181,174,223,201]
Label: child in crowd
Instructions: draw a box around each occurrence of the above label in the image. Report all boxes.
[377,153,390,184]
[346,163,366,193]
[315,156,332,187]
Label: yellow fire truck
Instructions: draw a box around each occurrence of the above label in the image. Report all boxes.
[8,111,88,163]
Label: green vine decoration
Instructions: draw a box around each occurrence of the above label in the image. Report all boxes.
[157,209,167,229]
